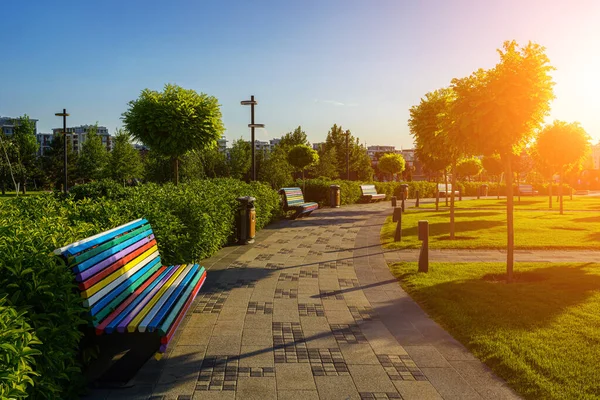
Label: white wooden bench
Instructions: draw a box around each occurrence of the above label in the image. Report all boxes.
[437,183,460,197]
[517,184,538,196]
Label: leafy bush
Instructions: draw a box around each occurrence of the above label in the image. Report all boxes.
[0,178,282,398]
[0,297,42,399]
[294,178,362,206]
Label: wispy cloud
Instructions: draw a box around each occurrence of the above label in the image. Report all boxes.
[314,99,358,107]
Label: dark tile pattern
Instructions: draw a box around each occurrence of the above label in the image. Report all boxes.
[293,235,307,240]
[194,292,228,314]
[359,392,402,399]
[316,237,329,244]
[247,301,273,315]
[299,269,319,279]
[227,261,248,269]
[274,288,298,299]
[338,278,360,288]
[278,248,294,255]
[318,290,344,300]
[308,250,323,256]
[196,355,239,391]
[377,354,427,381]
[278,273,299,282]
[299,243,312,249]
[266,262,284,270]
[255,253,273,261]
[276,239,290,244]
[348,305,379,322]
[298,303,325,317]
[308,348,349,376]
[273,322,307,363]
[319,261,337,269]
[330,324,368,344]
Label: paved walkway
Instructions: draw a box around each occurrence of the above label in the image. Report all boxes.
[88,203,520,400]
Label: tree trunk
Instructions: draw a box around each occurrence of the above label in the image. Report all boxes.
[497,175,500,200]
[559,168,564,215]
[444,171,449,207]
[435,177,439,211]
[505,157,514,283]
[450,162,456,240]
[549,180,553,209]
[516,172,520,203]
[172,156,179,185]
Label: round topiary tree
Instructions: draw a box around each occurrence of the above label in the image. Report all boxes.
[122,84,225,184]
[378,153,406,182]
[456,157,483,181]
[287,144,319,190]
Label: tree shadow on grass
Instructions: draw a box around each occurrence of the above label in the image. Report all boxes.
[572,215,600,224]
[401,219,504,238]
[402,263,600,332]
[418,211,502,219]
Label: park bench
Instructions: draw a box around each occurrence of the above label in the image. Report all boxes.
[54,218,207,359]
[279,187,318,219]
[360,184,386,202]
[437,183,460,197]
[517,184,538,195]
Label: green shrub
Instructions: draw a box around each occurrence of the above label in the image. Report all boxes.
[0,297,42,399]
[294,178,362,206]
[0,178,283,398]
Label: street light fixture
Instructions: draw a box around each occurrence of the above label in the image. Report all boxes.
[240,95,265,181]
[54,109,69,194]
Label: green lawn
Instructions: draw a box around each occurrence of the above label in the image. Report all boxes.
[415,195,600,211]
[381,208,600,250]
[389,262,600,400]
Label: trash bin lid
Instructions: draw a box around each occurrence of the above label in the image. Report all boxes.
[236,196,256,203]
[330,185,340,188]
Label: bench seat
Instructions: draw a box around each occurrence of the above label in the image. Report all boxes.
[437,184,460,197]
[55,218,206,358]
[517,184,538,195]
[360,185,385,202]
[279,187,318,219]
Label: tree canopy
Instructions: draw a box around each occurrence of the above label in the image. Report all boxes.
[287,144,319,177]
[122,84,224,184]
[110,129,143,184]
[456,157,483,181]
[378,153,406,181]
[78,125,109,182]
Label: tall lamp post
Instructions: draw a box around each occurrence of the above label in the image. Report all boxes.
[346,131,350,180]
[55,109,69,194]
[241,96,265,181]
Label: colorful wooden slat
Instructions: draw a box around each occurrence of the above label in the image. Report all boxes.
[158,269,207,352]
[90,257,162,317]
[78,237,157,289]
[126,265,187,333]
[56,218,147,257]
[137,264,194,333]
[73,228,153,273]
[147,265,202,333]
[69,224,151,266]
[83,250,160,308]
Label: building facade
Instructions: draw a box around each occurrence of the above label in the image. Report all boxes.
[51,125,113,153]
[1,115,38,136]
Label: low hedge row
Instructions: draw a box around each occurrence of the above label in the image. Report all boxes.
[0,178,282,398]
[454,182,573,196]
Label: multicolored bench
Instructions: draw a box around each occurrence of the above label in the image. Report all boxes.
[360,184,386,202]
[54,218,206,359]
[279,187,318,219]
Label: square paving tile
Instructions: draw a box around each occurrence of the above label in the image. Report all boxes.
[236,376,276,400]
[308,348,349,376]
[348,364,396,393]
[392,381,443,400]
[247,302,274,315]
[377,354,427,381]
[330,324,369,344]
[338,343,379,365]
[298,303,325,317]
[276,363,317,390]
[314,375,361,400]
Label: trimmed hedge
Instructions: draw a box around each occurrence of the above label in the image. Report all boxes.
[0,178,282,398]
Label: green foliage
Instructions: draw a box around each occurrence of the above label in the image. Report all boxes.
[534,121,591,174]
[123,84,225,183]
[456,157,483,181]
[228,139,251,180]
[294,178,363,206]
[312,147,338,179]
[77,125,109,182]
[279,126,309,148]
[481,154,504,177]
[0,297,42,399]
[377,153,406,180]
[258,146,293,189]
[287,145,319,175]
[41,134,79,191]
[1,115,39,194]
[110,129,143,184]
[324,124,374,180]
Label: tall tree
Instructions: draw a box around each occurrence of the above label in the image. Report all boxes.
[258,145,294,189]
[409,87,462,237]
[10,115,39,194]
[78,125,109,182]
[228,139,252,180]
[451,40,555,282]
[324,124,373,180]
[279,126,309,148]
[534,120,590,214]
[123,84,224,184]
[378,153,406,181]
[41,133,78,191]
[110,128,143,185]
[312,146,339,179]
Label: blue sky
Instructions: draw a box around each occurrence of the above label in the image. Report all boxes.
[2,0,599,148]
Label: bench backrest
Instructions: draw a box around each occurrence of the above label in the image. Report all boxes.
[279,187,306,206]
[518,184,533,190]
[437,183,453,191]
[54,218,163,325]
[360,185,379,196]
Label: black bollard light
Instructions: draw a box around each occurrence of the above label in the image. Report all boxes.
[415,190,420,207]
[435,190,439,211]
[401,198,405,212]
[391,196,397,207]
[393,206,402,222]
[477,186,480,200]
[418,220,429,273]
[394,211,402,242]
